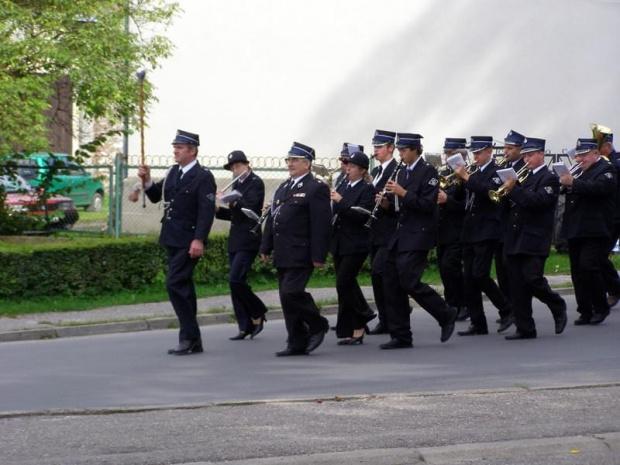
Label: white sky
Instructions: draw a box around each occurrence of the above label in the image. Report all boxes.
[130,0,620,160]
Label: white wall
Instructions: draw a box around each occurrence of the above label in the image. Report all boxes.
[132,0,620,160]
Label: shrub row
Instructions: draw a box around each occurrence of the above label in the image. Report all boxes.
[0,234,437,300]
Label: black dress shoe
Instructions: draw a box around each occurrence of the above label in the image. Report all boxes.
[379,338,413,350]
[367,324,388,335]
[590,311,610,325]
[275,347,309,357]
[456,307,470,322]
[440,307,458,343]
[505,330,537,340]
[306,327,329,353]
[574,315,592,326]
[554,309,568,334]
[250,316,267,339]
[497,316,513,333]
[169,339,203,356]
[457,325,489,336]
[229,330,251,341]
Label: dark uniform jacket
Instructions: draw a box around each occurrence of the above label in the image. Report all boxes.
[260,173,332,268]
[387,159,439,252]
[215,171,265,253]
[331,179,375,256]
[437,166,465,245]
[504,165,559,256]
[370,158,399,247]
[607,149,620,225]
[146,162,216,248]
[562,158,616,240]
[459,160,503,243]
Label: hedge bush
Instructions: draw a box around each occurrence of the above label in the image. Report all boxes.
[0,233,437,300]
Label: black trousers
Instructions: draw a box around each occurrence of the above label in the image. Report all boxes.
[229,250,268,332]
[370,244,389,327]
[495,241,511,301]
[437,242,465,309]
[384,248,452,343]
[463,240,511,329]
[601,223,620,297]
[568,238,610,318]
[507,254,566,335]
[277,266,329,351]
[166,246,201,343]
[334,252,375,338]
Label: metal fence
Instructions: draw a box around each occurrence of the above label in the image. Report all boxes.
[70,152,574,238]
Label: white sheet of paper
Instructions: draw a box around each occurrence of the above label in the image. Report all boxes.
[552,162,570,176]
[218,189,242,204]
[446,153,466,169]
[497,168,517,182]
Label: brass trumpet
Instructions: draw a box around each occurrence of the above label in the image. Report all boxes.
[439,163,478,189]
[488,165,529,203]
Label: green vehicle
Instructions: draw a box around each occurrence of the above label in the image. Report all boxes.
[15,153,105,212]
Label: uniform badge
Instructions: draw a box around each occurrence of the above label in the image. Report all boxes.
[207,193,215,202]
[297,182,303,188]
[429,178,438,186]
[293,193,306,198]
[275,199,281,205]
[544,186,554,194]
[605,172,614,179]
[493,177,502,185]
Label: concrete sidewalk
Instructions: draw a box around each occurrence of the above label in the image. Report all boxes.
[0,275,574,343]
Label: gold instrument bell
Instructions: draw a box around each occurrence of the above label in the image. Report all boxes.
[590,123,613,159]
[488,165,530,203]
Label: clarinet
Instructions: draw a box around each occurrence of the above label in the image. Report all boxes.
[364,160,404,228]
[331,174,349,226]
[250,206,271,235]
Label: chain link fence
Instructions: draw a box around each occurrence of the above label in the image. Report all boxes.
[68,153,573,237]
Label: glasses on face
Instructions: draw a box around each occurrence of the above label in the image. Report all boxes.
[285,158,304,164]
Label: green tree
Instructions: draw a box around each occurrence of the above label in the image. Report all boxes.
[0,0,180,156]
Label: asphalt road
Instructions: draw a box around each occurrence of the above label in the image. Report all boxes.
[1,295,618,413]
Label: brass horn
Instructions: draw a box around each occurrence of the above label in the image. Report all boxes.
[590,123,613,151]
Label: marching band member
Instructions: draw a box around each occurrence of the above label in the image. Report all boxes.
[455,136,513,336]
[495,130,526,306]
[215,151,269,341]
[380,133,457,349]
[560,138,616,326]
[139,129,216,355]
[259,142,332,356]
[500,137,567,339]
[437,138,468,321]
[367,130,399,335]
[330,151,377,345]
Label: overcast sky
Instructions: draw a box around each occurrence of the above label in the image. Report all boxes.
[131,0,620,161]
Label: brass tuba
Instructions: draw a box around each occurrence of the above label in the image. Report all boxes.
[590,123,613,152]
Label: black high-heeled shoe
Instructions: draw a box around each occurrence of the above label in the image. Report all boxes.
[347,333,364,345]
[229,330,251,341]
[250,315,267,339]
[337,338,352,346]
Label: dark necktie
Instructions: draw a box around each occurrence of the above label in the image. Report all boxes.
[177,168,183,184]
[284,179,293,196]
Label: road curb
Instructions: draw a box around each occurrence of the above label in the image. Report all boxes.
[180,432,620,464]
[0,287,575,344]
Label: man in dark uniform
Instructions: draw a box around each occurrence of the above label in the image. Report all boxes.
[500,137,567,339]
[495,130,526,307]
[259,142,332,356]
[215,150,268,340]
[596,128,620,308]
[380,133,457,349]
[436,138,467,321]
[139,129,216,355]
[560,138,616,325]
[367,130,399,335]
[455,136,512,336]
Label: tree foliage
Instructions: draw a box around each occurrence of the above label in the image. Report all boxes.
[0,0,180,155]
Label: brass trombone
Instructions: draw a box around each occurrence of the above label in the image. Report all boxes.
[488,166,529,203]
